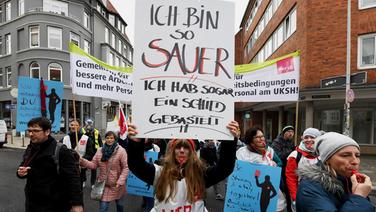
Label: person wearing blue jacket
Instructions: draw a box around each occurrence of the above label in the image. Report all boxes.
[296,132,374,212]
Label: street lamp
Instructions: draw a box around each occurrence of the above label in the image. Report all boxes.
[344,0,351,136]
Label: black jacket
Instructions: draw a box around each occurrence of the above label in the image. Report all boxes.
[270,134,295,167]
[200,146,218,166]
[128,138,237,188]
[17,136,83,212]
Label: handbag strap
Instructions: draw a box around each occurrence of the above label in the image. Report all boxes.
[103,146,119,183]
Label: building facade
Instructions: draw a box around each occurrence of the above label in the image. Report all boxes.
[0,0,133,132]
[235,0,376,151]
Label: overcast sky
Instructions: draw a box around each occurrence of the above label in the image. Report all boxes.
[110,0,249,45]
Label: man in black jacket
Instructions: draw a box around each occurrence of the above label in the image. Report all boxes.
[17,117,83,212]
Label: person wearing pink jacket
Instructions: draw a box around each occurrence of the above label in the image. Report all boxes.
[80,131,129,212]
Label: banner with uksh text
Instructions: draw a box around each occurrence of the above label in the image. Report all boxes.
[234,52,300,102]
[132,0,235,140]
[69,43,132,102]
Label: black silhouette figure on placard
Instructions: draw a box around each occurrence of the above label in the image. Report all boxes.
[46,88,61,125]
[255,174,277,212]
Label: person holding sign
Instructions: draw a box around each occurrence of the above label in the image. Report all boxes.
[80,131,129,212]
[127,121,240,212]
[60,119,95,187]
[296,132,374,211]
[236,127,286,211]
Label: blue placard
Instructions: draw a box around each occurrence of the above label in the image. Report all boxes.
[224,160,282,212]
[126,151,159,197]
[16,77,64,132]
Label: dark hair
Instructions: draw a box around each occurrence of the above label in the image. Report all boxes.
[27,117,51,131]
[105,131,117,139]
[244,127,263,145]
[69,119,81,125]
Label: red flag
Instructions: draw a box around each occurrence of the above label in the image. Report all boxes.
[40,79,47,117]
[118,105,128,139]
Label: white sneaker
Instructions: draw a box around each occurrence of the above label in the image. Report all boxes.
[82,182,86,188]
[91,185,95,189]
[216,194,224,200]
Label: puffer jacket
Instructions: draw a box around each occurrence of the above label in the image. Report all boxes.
[80,145,129,202]
[296,163,375,212]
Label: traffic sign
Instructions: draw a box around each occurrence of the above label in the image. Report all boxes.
[346,89,355,103]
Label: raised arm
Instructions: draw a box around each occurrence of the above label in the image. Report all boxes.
[204,121,239,188]
[127,124,156,185]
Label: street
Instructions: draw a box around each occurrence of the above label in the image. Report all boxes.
[0,147,224,212]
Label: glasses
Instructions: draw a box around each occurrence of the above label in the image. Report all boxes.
[27,129,44,133]
[253,135,265,139]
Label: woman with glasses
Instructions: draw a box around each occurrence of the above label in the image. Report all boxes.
[285,128,321,211]
[236,127,286,212]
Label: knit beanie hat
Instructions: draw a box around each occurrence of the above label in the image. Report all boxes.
[302,128,321,138]
[315,132,359,163]
[282,125,294,134]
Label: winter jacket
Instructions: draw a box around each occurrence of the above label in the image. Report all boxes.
[80,145,129,202]
[200,146,218,166]
[60,131,96,160]
[285,147,318,201]
[270,134,295,166]
[236,146,282,167]
[296,163,375,212]
[127,138,237,212]
[17,136,83,212]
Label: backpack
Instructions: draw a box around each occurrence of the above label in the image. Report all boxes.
[295,151,302,165]
[53,142,80,175]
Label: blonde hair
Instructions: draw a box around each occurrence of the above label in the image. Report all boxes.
[155,139,206,203]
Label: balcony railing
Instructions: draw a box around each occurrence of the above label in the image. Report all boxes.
[26,7,81,23]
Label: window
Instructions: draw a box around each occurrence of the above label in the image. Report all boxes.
[111,33,115,48]
[30,62,40,79]
[48,63,62,81]
[84,11,90,29]
[6,66,11,87]
[0,6,3,23]
[48,27,62,50]
[109,14,115,26]
[276,25,283,48]
[360,0,376,9]
[121,60,126,67]
[115,56,120,67]
[118,40,121,52]
[70,32,80,47]
[105,27,109,43]
[83,40,90,53]
[18,0,24,16]
[43,0,68,15]
[5,34,11,55]
[108,52,114,66]
[359,34,376,68]
[123,43,127,56]
[29,26,40,48]
[5,1,11,21]
[284,8,297,40]
[0,68,3,88]
[0,36,2,56]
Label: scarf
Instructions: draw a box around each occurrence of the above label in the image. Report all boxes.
[101,141,118,162]
[299,140,315,153]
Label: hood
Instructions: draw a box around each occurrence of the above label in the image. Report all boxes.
[297,163,344,196]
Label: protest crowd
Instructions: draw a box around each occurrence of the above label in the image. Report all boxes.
[16,116,375,212]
